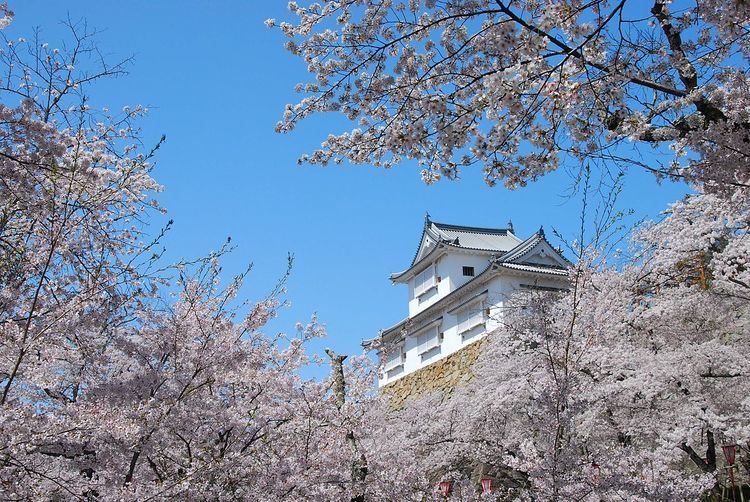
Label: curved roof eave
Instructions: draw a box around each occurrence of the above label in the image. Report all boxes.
[390,241,501,283]
[390,243,446,282]
[498,232,542,263]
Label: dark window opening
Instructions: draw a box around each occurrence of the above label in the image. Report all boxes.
[462,266,475,277]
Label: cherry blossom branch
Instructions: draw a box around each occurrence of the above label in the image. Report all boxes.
[493,0,684,98]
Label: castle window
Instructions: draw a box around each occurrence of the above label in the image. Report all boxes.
[416,326,440,355]
[457,305,486,335]
[462,266,475,277]
[414,265,437,297]
[382,346,404,373]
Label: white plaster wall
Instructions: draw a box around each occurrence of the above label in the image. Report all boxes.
[438,253,494,291]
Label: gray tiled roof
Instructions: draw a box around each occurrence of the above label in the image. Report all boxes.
[406,218,519,268]
[429,221,521,252]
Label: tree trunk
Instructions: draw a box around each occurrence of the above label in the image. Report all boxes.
[325,348,368,502]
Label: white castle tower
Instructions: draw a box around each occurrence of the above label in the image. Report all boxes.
[367,215,570,387]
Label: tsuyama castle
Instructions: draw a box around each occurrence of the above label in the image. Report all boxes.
[367,216,570,387]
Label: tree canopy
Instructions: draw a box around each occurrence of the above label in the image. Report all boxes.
[273,0,750,190]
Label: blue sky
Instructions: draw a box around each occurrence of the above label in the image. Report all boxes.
[11,3,688,377]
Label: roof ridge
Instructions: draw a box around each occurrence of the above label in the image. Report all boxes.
[431,221,511,235]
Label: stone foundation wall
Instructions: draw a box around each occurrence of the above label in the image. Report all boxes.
[382,338,486,408]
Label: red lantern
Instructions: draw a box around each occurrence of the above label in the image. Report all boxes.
[480,478,492,494]
[722,444,738,466]
[438,480,451,497]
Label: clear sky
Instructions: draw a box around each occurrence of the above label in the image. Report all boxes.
[10,3,689,377]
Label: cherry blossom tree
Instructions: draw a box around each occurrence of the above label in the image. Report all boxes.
[0,10,422,500]
[0,19,168,497]
[271,0,749,189]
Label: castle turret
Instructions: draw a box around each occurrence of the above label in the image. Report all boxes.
[365,218,570,387]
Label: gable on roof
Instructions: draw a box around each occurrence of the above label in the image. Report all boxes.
[498,228,570,269]
[413,225,439,264]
